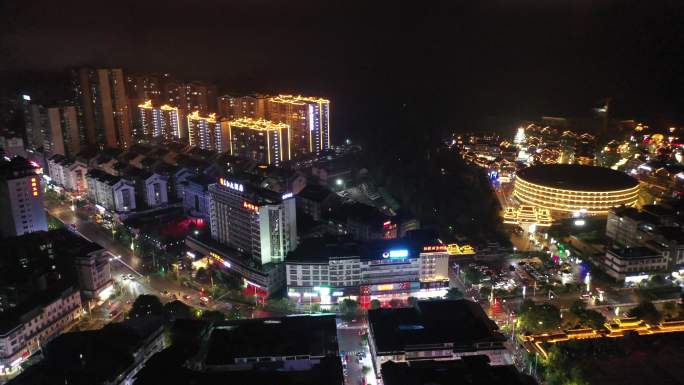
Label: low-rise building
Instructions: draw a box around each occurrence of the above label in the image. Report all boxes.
[601,246,668,281]
[0,287,82,374]
[9,316,165,385]
[181,174,213,220]
[367,300,509,381]
[285,236,452,306]
[47,155,87,193]
[606,206,657,247]
[85,169,136,212]
[75,249,114,301]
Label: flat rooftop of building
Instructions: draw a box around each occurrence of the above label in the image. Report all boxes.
[381,356,537,385]
[607,246,660,259]
[9,316,164,385]
[297,184,335,202]
[0,284,78,335]
[204,314,338,365]
[134,354,343,385]
[611,206,657,223]
[642,204,676,218]
[0,156,40,179]
[517,164,638,191]
[286,237,364,263]
[368,300,505,353]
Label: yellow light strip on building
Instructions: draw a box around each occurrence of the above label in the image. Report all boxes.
[138,99,154,109]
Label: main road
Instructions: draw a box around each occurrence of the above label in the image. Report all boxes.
[44,199,261,318]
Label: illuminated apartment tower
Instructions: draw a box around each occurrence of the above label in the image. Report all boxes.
[187,112,227,152]
[0,157,48,237]
[138,100,181,141]
[71,68,132,149]
[218,94,268,120]
[267,95,330,158]
[225,118,290,166]
[44,106,80,158]
[126,73,166,135]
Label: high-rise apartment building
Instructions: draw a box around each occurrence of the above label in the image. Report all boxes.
[0,157,48,237]
[267,95,330,158]
[209,177,297,265]
[138,100,182,141]
[45,106,80,158]
[21,95,48,151]
[71,67,132,149]
[218,94,268,120]
[224,117,290,166]
[187,112,226,152]
[126,73,167,136]
[164,81,217,115]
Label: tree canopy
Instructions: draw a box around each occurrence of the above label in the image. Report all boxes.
[130,294,164,318]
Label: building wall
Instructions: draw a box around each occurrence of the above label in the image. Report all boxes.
[602,250,668,280]
[0,173,47,237]
[75,250,113,299]
[0,289,82,372]
[145,174,169,207]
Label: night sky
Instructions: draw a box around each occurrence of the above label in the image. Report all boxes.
[1,0,684,142]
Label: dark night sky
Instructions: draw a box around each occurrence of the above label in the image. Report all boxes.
[1,0,684,141]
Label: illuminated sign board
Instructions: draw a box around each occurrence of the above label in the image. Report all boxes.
[219,178,244,192]
[243,201,259,213]
[282,192,293,200]
[22,94,31,101]
[363,282,420,294]
[383,249,409,259]
[422,244,475,255]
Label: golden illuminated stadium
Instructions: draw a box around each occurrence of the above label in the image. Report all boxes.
[513,164,639,215]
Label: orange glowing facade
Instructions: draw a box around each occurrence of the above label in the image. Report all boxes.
[187,111,226,152]
[267,95,330,158]
[225,117,290,166]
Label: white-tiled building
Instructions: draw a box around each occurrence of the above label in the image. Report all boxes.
[85,169,136,212]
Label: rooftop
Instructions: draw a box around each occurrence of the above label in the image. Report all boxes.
[286,237,364,263]
[0,156,40,179]
[607,246,661,259]
[517,164,638,191]
[204,314,338,365]
[381,356,536,385]
[368,300,505,353]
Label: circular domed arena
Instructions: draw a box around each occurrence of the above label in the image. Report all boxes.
[513,164,639,215]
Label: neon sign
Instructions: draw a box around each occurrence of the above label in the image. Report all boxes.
[422,244,475,255]
[243,201,259,213]
[219,178,244,192]
[282,192,293,200]
[383,249,409,259]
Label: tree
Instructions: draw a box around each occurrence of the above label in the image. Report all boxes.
[519,302,561,333]
[201,310,225,322]
[629,301,662,325]
[389,298,403,308]
[195,267,209,282]
[445,287,464,300]
[463,268,483,285]
[369,299,382,310]
[164,300,193,320]
[338,299,360,321]
[130,295,163,318]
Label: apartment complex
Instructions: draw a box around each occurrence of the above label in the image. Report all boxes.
[47,155,87,193]
[225,117,290,165]
[138,100,182,140]
[267,95,330,158]
[187,112,226,152]
[218,94,268,120]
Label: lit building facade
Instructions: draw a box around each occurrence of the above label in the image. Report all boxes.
[285,240,458,306]
[225,117,290,165]
[0,287,82,374]
[138,100,181,140]
[513,164,639,215]
[218,94,268,120]
[267,95,330,158]
[0,157,48,237]
[187,112,227,152]
[208,178,297,265]
[164,81,217,115]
